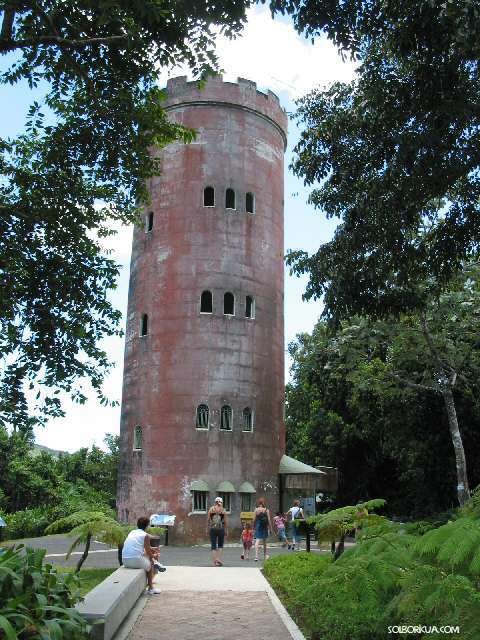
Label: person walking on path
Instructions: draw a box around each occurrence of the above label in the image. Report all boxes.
[287,499,305,551]
[240,521,254,560]
[273,511,290,547]
[122,516,161,595]
[206,496,228,566]
[253,497,272,562]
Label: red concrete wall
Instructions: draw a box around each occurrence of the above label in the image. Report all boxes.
[117,76,287,542]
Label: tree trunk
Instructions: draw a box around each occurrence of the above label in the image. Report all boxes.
[76,532,92,573]
[442,387,470,506]
[334,534,345,560]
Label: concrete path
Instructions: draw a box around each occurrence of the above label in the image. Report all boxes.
[120,566,305,640]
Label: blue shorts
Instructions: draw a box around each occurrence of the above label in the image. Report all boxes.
[210,528,225,550]
[277,528,287,542]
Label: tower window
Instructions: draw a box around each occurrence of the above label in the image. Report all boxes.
[224,292,235,316]
[203,186,215,207]
[219,493,231,512]
[140,314,148,336]
[225,188,236,210]
[146,211,154,232]
[241,493,253,511]
[220,405,232,431]
[246,192,255,214]
[196,404,209,429]
[133,425,142,450]
[245,296,255,319]
[200,290,213,314]
[242,407,253,432]
[192,491,208,512]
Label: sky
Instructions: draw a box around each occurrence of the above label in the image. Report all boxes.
[2,6,356,452]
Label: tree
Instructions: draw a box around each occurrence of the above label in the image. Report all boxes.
[0,1,252,429]
[272,0,480,319]
[286,268,480,511]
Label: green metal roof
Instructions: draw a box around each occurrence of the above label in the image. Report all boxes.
[238,481,256,494]
[216,480,236,492]
[279,454,327,475]
[190,480,209,491]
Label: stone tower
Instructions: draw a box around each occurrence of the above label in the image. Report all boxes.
[117,76,288,542]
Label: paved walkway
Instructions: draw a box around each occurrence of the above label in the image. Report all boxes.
[122,566,304,640]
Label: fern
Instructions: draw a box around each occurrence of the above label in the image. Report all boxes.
[44,511,106,535]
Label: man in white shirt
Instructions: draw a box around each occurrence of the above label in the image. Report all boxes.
[122,516,160,595]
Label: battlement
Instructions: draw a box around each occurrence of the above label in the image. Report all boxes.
[165,75,288,140]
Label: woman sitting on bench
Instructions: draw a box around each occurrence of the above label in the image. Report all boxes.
[122,516,161,595]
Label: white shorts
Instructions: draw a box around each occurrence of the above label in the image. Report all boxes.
[123,556,151,571]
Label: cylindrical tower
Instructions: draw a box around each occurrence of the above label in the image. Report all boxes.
[117,76,288,542]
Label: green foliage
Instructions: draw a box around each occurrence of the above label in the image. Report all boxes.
[4,506,58,541]
[57,568,115,598]
[0,544,87,640]
[279,0,480,320]
[44,512,108,536]
[265,500,480,640]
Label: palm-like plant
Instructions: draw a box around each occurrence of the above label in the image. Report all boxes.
[45,512,131,572]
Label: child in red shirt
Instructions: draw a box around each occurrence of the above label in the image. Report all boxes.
[240,521,253,560]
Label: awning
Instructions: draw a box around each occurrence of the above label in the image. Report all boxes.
[279,454,327,475]
[216,480,235,493]
[190,480,209,491]
[238,481,256,494]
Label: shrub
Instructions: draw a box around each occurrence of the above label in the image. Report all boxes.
[0,544,87,640]
[4,506,57,540]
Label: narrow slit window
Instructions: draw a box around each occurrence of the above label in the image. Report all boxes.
[203,186,215,207]
[224,292,235,315]
[140,314,148,336]
[245,296,255,319]
[225,188,236,210]
[146,211,154,232]
[196,404,209,429]
[200,290,213,313]
[220,405,232,431]
[246,192,255,214]
[192,491,208,512]
[133,425,142,450]
[243,407,253,432]
[219,492,231,512]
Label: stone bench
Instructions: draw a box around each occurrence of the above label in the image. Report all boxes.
[75,567,147,640]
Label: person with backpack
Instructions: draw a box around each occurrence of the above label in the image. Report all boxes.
[206,496,228,566]
[287,499,305,551]
[252,497,273,562]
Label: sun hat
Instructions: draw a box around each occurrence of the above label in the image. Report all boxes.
[215,496,223,503]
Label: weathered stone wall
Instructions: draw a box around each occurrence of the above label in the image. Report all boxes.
[117,76,287,543]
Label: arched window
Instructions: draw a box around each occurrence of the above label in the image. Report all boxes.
[196,404,209,429]
[246,192,255,214]
[133,425,142,450]
[225,188,236,210]
[224,292,235,315]
[242,407,253,432]
[200,290,213,314]
[140,314,148,336]
[203,186,215,207]
[245,296,255,319]
[220,405,232,431]
[146,211,154,232]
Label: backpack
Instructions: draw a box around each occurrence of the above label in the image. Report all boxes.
[256,509,268,526]
[210,510,224,530]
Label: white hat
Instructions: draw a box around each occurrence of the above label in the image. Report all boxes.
[215,496,223,503]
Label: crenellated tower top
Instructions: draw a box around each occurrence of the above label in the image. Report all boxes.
[165,75,288,149]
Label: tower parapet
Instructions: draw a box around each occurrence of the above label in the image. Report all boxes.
[165,75,288,149]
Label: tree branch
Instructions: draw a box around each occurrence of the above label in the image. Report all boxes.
[420,310,456,381]
[0,4,16,41]
[387,370,438,394]
[0,33,127,53]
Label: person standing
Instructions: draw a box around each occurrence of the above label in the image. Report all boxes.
[287,499,305,551]
[240,521,254,560]
[122,516,161,595]
[253,497,272,562]
[206,496,228,566]
[273,511,290,547]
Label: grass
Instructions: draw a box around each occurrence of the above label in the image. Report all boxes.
[58,567,115,596]
[263,552,331,638]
